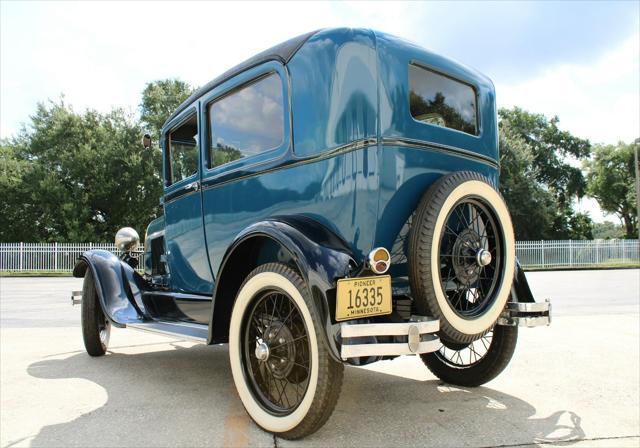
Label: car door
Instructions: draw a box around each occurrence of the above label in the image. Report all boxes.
[162,106,214,294]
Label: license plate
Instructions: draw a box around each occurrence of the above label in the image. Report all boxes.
[336,275,392,321]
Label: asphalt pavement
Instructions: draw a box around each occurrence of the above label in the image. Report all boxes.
[0,269,638,447]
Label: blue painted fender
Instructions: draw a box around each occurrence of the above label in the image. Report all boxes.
[73,250,148,326]
[209,216,357,360]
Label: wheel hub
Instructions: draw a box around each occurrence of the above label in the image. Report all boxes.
[452,229,483,284]
[262,323,296,380]
[255,342,270,361]
[476,248,492,267]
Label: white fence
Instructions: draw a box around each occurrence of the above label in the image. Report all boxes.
[516,239,639,269]
[0,240,638,272]
[0,243,144,272]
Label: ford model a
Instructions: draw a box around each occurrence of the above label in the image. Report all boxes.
[71,29,551,439]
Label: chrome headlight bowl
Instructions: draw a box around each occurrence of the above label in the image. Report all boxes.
[115,227,140,253]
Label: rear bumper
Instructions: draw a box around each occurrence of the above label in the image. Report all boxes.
[339,298,551,360]
[340,316,440,360]
[497,300,552,327]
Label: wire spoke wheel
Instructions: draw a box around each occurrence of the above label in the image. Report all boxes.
[421,325,518,387]
[409,172,516,344]
[437,331,493,367]
[438,198,504,319]
[98,314,111,345]
[242,289,311,415]
[229,263,343,439]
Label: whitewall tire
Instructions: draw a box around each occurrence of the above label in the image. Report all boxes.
[228,263,343,440]
[409,171,516,344]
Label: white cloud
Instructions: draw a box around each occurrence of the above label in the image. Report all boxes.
[497,34,640,145]
[496,34,639,223]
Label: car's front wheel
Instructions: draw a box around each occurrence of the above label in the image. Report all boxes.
[81,269,110,356]
[228,263,343,440]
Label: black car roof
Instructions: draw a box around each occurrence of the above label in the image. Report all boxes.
[163,29,320,128]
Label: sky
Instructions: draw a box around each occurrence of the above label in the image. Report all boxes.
[1,1,639,222]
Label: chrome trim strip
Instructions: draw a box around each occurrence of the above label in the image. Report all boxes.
[341,337,441,358]
[497,316,551,327]
[341,318,439,338]
[506,301,551,312]
[142,291,212,302]
[155,320,209,330]
[126,323,207,343]
[382,137,498,168]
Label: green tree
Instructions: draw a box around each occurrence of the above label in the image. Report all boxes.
[592,221,625,239]
[585,141,638,238]
[498,124,555,239]
[140,79,194,141]
[0,100,162,242]
[499,107,593,240]
[0,143,35,241]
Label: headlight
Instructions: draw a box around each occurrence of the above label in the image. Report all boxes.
[115,227,140,253]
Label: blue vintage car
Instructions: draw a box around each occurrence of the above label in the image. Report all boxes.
[72,28,550,439]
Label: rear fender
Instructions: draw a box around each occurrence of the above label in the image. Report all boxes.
[511,260,535,303]
[73,250,148,326]
[210,216,356,361]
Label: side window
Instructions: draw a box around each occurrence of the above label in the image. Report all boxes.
[208,73,284,169]
[409,64,478,135]
[167,114,199,184]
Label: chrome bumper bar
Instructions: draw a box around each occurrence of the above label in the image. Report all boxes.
[340,316,440,360]
[497,300,551,327]
[71,290,82,306]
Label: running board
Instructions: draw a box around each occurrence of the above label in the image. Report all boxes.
[497,300,551,327]
[126,321,208,343]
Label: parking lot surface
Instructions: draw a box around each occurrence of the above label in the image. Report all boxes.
[1,269,638,447]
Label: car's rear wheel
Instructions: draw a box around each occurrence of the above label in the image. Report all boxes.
[81,269,110,356]
[408,171,516,345]
[228,263,343,440]
[421,325,518,387]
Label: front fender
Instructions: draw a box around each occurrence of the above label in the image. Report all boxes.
[73,250,148,326]
[210,216,356,360]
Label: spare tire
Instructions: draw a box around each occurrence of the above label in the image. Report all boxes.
[408,171,515,344]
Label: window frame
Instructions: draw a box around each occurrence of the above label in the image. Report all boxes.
[408,62,481,137]
[200,61,290,179]
[163,107,200,189]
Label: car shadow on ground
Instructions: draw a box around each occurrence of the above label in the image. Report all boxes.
[25,343,585,448]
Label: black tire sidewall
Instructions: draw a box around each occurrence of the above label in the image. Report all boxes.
[81,269,109,356]
[408,171,516,344]
[421,325,518,387]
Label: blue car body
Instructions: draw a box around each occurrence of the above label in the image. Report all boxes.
[74,28,533,360]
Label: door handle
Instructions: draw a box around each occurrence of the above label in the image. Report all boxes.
[184,181,200,192]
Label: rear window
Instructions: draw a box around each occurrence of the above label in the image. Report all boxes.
[409,64,478,135]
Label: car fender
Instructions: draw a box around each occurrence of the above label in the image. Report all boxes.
[73,250,148,326]
[511,260,535,303]
[210,216,356,360]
